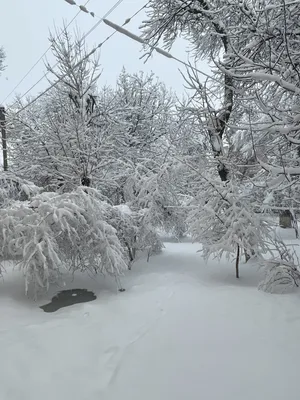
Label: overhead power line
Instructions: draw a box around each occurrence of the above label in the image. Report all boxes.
[103,19,219,85]
[63,0,127,25]
[2,0,125,106]
[102,19,237,103]
[63,0,97,18]
[7,0,131,113]
[1,0,91,105]
[11,3,227,117]
[82,0,125,40]
[102,19,236,104]
[10,3,148,118]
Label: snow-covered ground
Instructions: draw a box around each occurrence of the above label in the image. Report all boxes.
[1,240,300,400]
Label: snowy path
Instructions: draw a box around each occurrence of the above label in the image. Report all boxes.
[1,242,300,400]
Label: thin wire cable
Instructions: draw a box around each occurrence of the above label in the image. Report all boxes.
[1,0,91,105]
[102,19,231,103]
[9,3,148,118]
[7,0,130,113]
[103,19,226,92]
[82,0,124,40]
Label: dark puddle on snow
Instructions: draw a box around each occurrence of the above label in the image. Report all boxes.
[40,289,97,313]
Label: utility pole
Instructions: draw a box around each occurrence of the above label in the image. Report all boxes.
[0,106,8,171]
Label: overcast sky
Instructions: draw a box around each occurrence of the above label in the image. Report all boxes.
[0,0,210,106]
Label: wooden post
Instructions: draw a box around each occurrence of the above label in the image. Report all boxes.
[0,106,8,171]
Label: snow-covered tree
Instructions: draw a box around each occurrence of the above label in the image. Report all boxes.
[141,0,253,181]
[142,0,300,246]
[188,176,273,278]
[105,204,138,267]
[0,187,128,296]
[219,0,300,229]
[115,68,175,149]
[9,29,116,192]
[126,162,186,236]
[9,32,179,206]
[0,46,5,74]
[107,202,165,268]
[100,68,177,204]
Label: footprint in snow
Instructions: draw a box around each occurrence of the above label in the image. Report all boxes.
[96,346,123,389]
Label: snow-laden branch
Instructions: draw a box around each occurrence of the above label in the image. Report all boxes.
[259,159,300,176]
[0,188,128,296]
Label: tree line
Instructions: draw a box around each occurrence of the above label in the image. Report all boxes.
[1,0,300,296]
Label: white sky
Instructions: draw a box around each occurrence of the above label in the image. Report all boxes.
[0,0,210,106]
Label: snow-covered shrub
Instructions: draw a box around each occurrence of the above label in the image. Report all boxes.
[188,179,273,278]
[0,172,40,207]
[134,208,164,260]
[259,260,300,294]
[258,239,300,293]
[0,187,127,295]
[124,163,187,240]
[108,203,163,267]
[107,204,138,267]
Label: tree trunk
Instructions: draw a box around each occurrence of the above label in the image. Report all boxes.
[218,162,229,181]
[290,210,299,239]
[81,176,91,187]
[245,248,255,263]
[124,241,134,270]
[245,250,250,263]
[236,245,240,279]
